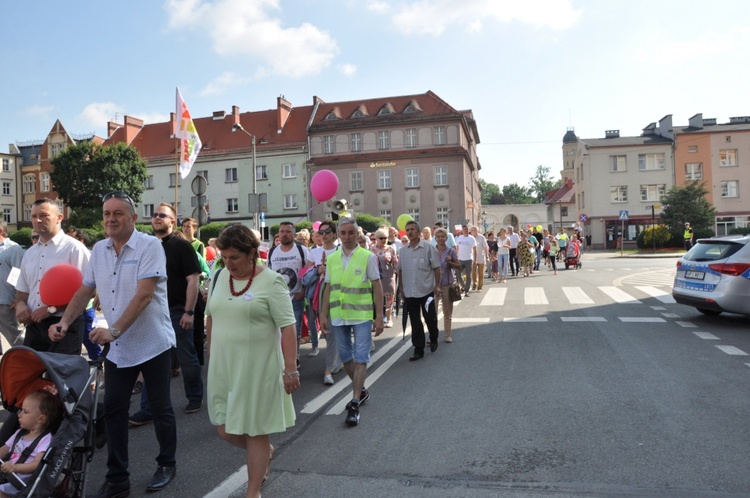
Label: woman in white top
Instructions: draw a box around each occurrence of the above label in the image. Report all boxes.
[496,228,511,283]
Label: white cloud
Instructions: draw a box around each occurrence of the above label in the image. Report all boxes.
[76,102,125,129]
[366,1,390,14]
[164,0,339,78]
[388,0,581,36]
[24,105,55,118]
[200,71,254,96]
[339,63,357,77]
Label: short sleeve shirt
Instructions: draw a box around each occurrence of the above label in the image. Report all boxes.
[396,240,440,298]
[160,233,201,310]
[0,240,24,306]
[455,235,477,261]
[324,246,380,326]
[268,243,309,296]
[474,234,488,264]
[84,230,175,368]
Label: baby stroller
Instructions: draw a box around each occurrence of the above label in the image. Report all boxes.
[564,239,582,270]
[0,345,106,497]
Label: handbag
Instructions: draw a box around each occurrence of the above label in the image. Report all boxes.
[448,283,462,302]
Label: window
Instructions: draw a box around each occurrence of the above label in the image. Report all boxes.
[225,168,238,183]
[407,208,420,224]
[3,208,10,223]
[434,166,448,186]
[378,170,391,189]
[350,171,363,191]
[2,159,9,172]
[434,126,446,145]
[282,163,297,178]
[638,153,665,171]
[721,180,739,198]
[726,135,732,143]
[169,173,182,187]
[2,182,10,195]
[351,133,362,152]
[609,155,627,172]
[226,198,239,213]
[685,163,703,180]
[197,170,208,182]
[144,204,154,218]
[377,131,389,150]
[256,165,267,180]
[561,206,568,217]
[23,175,35,194]
[436,207,449,225]
[145,175,154,189]
[406,128,417,148]
[610,185,628,203]
[688,145,698,153]
[379,210,392,223]
[23,204,32,221]
[640,184,666,201]
[324,135,334,154]
[50,143,65,157]
[720,149,737,167]
[405,168,419,188]
[40,173,50,192]
[57,199,64,213]
[284,194,298,209]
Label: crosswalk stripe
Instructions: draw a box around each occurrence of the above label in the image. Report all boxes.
[676,321,697,328]
[453,318,491,323]
[561,316,607,322]
[480,287,507,306]
[503,317,548,322]
[635,286,676,304]
[562,287,594,304]
[716,345,748,356]
[525,287,548,305]
[694,332,719,340]
[599,286,642,304]
[618,317,666,322]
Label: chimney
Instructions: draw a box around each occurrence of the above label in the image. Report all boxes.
[605,130,620,138]
[703,118,717,126]
[642,123,656,136]
[277,95,292,133]
[232,106,240,127]
[688,113,703,129]
[212,110,226,120]
[170,112,176,136]
[123,116,144,144]
[729,116,750,124]
[107,121,120,138]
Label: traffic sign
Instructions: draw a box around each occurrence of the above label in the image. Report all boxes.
[579,213,588,222]
[619,210,629,221]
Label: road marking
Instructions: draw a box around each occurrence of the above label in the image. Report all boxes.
[453,317,491,323]
[503,317,548,322]
[693,332,719,340]
[635,285,676,304]
[204,466,249,498]
[525,287,548,305]
[746,364,750,369]
[562,287,594,304]
[599,286,642,304]
[480,287,507,306]
[561,316,607,322]
[676,321,697,328]
[716,345,748,356]
[618,317,666,323]
[650,306,666,310]
[661,313,680,318]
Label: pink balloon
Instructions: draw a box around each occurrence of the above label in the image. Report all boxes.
[310,170,339,203]
[313,221,322,231]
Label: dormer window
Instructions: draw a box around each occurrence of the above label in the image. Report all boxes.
[324,111,340,121]
[378,103,395,116]
[350,105,369,119]
[403,100,422,114]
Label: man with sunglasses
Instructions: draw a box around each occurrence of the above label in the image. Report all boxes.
[130,203,203,426]
[52,192,178,496]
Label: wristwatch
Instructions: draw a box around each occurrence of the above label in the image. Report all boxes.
[110,327,122,339]
[47,306,57,314]
[185,310,194,316]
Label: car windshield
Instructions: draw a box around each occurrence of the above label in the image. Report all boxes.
[685,241,744,262]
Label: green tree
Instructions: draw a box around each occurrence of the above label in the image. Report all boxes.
[659,181,716,231]
[502,183,534,204]
[479,179,504,204]
[355,213,390,233]
[50,141,149,212]
[528,165,562,202]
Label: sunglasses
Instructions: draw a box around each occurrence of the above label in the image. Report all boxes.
[378,237,387,240]
[319,228,334,235]
[102,192,135,209]
[151,212,173,220]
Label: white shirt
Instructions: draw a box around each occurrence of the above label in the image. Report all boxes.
[507,232,520,249]
[268,243,310,296]
[474,234,488,264]
[455,235,477,261]
[17,230,90,313]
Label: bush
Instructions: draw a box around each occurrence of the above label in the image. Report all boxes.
[295,221,312,232]
[639,225,671,248]
[356,213,390,233]
[10,227,34,247]
[135,224,155,236]
[729,226,750,235]
[198,222,228,243]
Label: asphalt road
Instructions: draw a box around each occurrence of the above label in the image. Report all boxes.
[3,252,750,497]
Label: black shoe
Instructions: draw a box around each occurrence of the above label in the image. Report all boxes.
[87,479,130,498]
[184,399,202,414]
[359,388,370,406]
[409,351,424,361]
[430,342,438,352]
[146,465,176,492]
[345,401,360,426]
[128,411,153,427]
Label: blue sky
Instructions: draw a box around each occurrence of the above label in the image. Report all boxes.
[1,0,749,190]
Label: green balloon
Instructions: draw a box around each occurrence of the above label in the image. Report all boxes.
[397,214,414,231]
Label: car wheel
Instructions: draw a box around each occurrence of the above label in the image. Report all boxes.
[697,308,722,316]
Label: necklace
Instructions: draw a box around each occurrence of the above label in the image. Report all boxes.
[229,260,257,296]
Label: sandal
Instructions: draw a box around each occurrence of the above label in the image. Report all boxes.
[262,444,275,485]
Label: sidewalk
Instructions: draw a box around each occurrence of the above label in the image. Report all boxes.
[583,249,684,259]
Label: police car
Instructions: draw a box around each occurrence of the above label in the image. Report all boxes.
[672,235,750,316]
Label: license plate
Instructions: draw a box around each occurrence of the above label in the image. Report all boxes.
[685,270,705,280]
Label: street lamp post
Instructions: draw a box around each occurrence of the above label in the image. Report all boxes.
[481,210,488,232]
[232,123,257,231]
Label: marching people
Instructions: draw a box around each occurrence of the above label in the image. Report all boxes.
[0,220,24,350]
[371,228,398,328]
[470,226,488,292]
[455,225,476,296]
[435,228,460,343]
[507,225,520,277]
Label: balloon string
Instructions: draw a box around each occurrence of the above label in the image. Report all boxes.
[292,204,318,225]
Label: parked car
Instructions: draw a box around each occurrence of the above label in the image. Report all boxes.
[673,235,750,316]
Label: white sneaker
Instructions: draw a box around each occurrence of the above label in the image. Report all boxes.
[308,347,319,357]
[323,373,334,385]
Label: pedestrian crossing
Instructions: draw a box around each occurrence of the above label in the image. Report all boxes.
[478,285,674,307]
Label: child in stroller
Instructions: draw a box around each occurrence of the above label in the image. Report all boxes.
[0,390,63,496]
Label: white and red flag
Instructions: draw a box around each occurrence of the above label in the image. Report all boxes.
[175,87,202,179]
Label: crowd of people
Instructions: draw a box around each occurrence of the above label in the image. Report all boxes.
[0,195,586,498]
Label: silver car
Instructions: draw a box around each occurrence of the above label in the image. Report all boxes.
[673,235,750,316]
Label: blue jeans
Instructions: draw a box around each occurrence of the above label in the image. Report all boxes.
[138,310,204,415]
[292,297,305,339]
[306,302,319,348]
[332,322,373,364]
[498,254,509,279]
[83,307,102,360]
[105,349,176,483]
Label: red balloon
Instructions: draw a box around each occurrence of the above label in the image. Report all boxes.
[310,170,339,203]
[399,230,406,237]
[39,264,83,307]
[205,246,217,261]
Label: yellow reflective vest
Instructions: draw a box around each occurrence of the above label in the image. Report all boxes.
[328,247,374,322]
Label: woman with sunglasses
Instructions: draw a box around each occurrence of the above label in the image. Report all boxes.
[371,228,398,328]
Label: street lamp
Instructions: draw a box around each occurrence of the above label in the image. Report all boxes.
[481,210,488,232]
[232,123,258,231]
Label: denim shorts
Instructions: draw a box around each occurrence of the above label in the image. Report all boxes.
[332,322,373,364]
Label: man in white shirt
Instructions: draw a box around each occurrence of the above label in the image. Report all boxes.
[454,225,477,296]
[470,226,488,292]
[507,226,520,277]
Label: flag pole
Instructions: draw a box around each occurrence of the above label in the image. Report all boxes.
[175,138,180,208]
